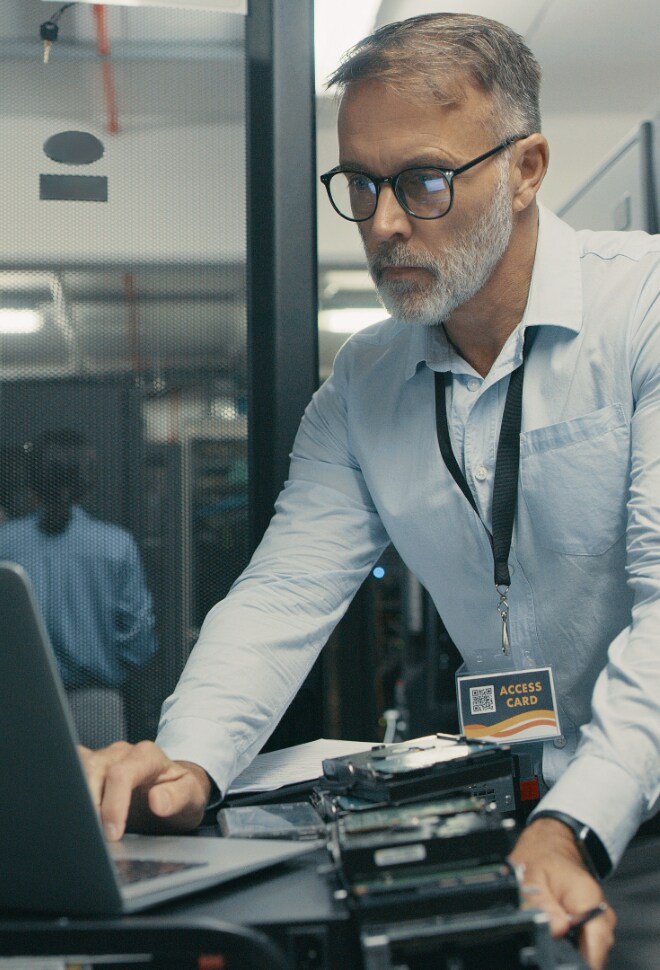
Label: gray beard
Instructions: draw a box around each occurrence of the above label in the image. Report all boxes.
[365,164,513,326]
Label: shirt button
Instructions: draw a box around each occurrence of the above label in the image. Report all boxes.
[553,735,567,749]
[467,378,480,392]
[474,465,488,481]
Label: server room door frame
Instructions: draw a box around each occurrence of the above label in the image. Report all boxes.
[246,1,321,748]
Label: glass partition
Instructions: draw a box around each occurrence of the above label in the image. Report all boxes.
[0,1,248,743]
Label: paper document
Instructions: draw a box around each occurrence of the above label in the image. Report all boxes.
[228,738,373,795]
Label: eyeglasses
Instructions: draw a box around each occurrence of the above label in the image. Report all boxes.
[320,135,528,223]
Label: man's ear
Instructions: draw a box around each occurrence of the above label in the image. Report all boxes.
[512,134,549,212]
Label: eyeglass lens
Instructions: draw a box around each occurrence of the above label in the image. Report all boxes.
[329,168,451,221]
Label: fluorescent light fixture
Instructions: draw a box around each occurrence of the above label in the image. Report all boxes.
[319,308,385,334]
[0,309,44,334]
[43,0,247,11]
[314,0,380,92]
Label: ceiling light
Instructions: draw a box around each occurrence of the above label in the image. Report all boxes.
[0,310,44,334]
[319,308,385,334]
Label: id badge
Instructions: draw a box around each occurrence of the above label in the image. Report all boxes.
[456,667,561,744]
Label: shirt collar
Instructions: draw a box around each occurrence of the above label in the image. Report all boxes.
[522,202,583,334]
[403,203,583,381]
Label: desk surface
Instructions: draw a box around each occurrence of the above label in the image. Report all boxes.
[1,832,658,969]
[133,832,660,969]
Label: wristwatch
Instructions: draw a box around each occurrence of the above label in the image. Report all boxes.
[532,810,612,881]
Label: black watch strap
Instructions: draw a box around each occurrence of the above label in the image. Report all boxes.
[532,810,612,881]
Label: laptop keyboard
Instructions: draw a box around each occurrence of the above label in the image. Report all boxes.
[115,857,207,885]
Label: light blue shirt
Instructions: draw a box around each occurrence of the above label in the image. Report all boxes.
[158,205,660,868]
[0,506,158,688]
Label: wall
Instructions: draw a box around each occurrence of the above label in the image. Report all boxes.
[3,117,245,265]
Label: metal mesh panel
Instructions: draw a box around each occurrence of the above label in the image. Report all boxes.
[0,1,247,743]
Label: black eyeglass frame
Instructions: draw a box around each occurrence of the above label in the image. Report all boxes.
[320,134,529,222]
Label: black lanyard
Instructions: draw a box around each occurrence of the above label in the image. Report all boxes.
[433,328,534,653]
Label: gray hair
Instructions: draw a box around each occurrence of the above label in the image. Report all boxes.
[326,12,541,137]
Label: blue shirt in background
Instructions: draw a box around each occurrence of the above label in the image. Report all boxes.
[0,505,158,689]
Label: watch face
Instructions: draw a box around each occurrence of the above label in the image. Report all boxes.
[581,827,612,880]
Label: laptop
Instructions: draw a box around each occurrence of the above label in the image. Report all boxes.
[0,561,315,916]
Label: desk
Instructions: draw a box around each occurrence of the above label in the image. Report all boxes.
[149,842,360,969]
[155,833,660,969]
[1,835,658,969]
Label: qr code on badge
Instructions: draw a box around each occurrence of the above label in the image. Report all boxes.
[470,684,496,716]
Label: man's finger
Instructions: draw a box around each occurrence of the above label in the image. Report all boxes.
[97,741,184,840]
[79,741,134,813]
[578,904,617,970]
[145,759,212,832]
[518,872,572,936]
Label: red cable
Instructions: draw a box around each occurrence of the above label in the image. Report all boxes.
[93,4,119,134]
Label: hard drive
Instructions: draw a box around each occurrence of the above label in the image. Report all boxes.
[331,809,517,880]
[343,860,520,922]
[359,907,588,970]
[322,734,514,806]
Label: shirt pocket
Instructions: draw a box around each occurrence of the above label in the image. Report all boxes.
[519,403,630,555]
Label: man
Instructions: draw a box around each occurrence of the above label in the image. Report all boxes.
[0,428,158,745]
[83,14,659,969]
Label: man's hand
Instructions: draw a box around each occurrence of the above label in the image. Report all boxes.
[79,741,212,842]
[509,817,616,970]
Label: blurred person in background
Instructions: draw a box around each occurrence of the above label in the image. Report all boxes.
[0,428,158,746]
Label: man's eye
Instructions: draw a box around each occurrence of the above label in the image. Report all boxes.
[347,174,374,193]
[412,171,448,193]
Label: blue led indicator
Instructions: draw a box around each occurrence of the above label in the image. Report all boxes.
[372,566,385,579]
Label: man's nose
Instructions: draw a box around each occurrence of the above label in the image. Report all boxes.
[366,185,414,243]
